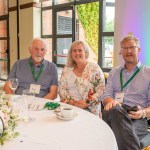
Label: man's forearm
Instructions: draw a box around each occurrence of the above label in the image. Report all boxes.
[3,81,13,94]
[43,93,57,100]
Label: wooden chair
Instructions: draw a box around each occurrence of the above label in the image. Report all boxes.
[143,146,150,150]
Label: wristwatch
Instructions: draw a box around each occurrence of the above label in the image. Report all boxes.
[142,109,147,119]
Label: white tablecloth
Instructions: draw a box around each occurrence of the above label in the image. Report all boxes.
[1,96,118,150]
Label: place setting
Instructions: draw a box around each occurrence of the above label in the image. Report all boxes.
[55,106,78,121]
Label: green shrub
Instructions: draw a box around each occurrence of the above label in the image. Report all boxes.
[77,2,99,55]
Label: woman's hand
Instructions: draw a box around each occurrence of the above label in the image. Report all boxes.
[73,100,88,109]
[62,99,88,109]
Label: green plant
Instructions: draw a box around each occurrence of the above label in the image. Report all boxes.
[77,2,99,55]
[106,19,114,32]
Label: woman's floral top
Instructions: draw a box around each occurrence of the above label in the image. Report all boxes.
[59,62,105,116]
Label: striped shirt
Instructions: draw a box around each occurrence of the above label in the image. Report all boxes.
[101,61,150,108]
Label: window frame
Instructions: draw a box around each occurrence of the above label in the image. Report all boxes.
[99,1,115,72]
[0,0,9,81]
[41,0,115,72]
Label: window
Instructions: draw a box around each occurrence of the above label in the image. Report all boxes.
[99,0,115,72]
[0,0,9,80]
[57,15,72,35]
[41,0,115,72]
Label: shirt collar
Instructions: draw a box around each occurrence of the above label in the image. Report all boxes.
[137,61,142,68]
[122,61,142,72]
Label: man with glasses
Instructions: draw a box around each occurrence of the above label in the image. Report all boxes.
[101,33,150,150]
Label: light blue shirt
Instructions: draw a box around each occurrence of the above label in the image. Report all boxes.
[101,61,150,108]
[8,58,58,97]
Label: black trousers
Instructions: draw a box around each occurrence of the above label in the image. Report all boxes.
[102,105,148,150]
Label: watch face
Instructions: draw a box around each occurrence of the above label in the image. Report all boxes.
[0,117,4,138]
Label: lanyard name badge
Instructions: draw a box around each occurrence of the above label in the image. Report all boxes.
[115,93,124,103]
[29,60,44,82]
[120,65,142,91]
[30,84,41,95]
[115,65,142,103]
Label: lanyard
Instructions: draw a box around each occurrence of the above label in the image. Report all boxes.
[29,60,44,82]
[120,65,142,91]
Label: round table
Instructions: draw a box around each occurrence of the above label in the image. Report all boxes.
[1,96,118,150]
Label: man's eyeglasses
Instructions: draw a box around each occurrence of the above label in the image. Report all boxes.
[121,46,138,51]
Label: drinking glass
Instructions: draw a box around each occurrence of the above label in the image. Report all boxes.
[9,78,19,94]
[22,89,35,123]
[0,117,4,138]
[11,97,29,121]
[0,90,5,103]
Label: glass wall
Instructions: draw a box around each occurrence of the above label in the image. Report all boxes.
[100,0,115,71]
[76,2,99,63]
[0,0,9,80]
[41,0,115,71]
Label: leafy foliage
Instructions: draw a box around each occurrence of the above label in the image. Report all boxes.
[77,2,99,55]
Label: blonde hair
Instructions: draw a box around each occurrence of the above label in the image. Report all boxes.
[66,40,89,67]
[120,32,140,48]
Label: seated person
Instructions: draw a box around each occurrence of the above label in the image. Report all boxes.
[101,33,150,150]
[59,40,105,116]
[4,38,58,100]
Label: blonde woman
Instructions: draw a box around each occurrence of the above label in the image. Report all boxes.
[59,40,105,116]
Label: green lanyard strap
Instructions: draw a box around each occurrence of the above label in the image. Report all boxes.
[120,65,142,91]
[29,60,44,82]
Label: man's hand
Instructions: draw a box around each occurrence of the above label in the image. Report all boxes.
[128,106,143,119]
[104,99,121,111]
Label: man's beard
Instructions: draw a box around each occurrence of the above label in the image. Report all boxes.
[35,56,42,63]
[126,60,133,64]
[125,58,137,65]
